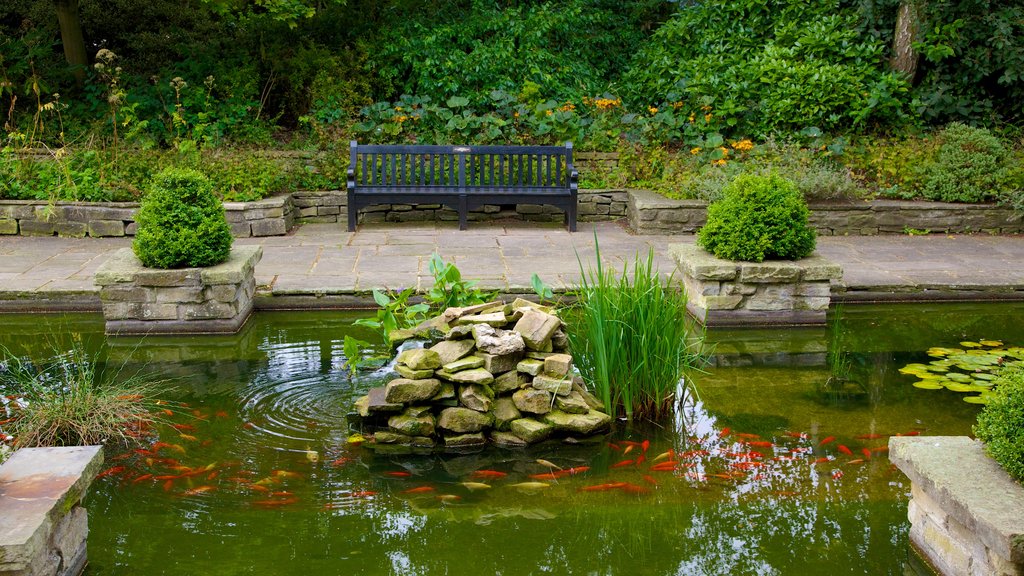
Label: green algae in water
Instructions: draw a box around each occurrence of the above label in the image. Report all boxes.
[899,340,1024,404]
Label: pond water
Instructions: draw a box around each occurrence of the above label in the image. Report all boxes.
[3,303,1024,575]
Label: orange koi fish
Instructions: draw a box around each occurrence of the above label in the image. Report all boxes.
[608,442,621,451]
[649,462,681,472]
[182,486,217,496]
[133,474,154,483]
[206,472,219,481]
[215,411,229,419]
[819,436,836,446]
[652,450,675,463]
[619,483,651,495]
[402,486,435,494]
[642,475,658,486]
[861,448,872,460]
[135,448,157,457]
[814,457,831,464]
[330,457,352,467]
[154,474,182,481]
[436,494,461,503]
[730,461,767,469]
[580,482,628,492]
[171,423,196,432]
[160,409,174,417]
[744,441,774,448]
[855,433,885,440]
[635,455,646,466]
[179,434,198,442]
[564,466,590,476]
[708,473,734,480]
[897,430,921,437]
[96,466,126,479]
[471,470,508,479]
[837,445,853,456]
[679,450,709,458]
[846,459,866,465]
[623,445,635,455]
[384,471,411,478]
[718,427,731,438]
[869,446,890,453]
[271,491,293,497]
[831,470,844,480]
[116,394,144,401]
[248,484,271,493]
[734,433,760,440]
[641,440,650,453]
[528,472,562,481]
[784,431,809,440]
[163,480,175,491]
[348,491,377,498]
[610,459,635,469]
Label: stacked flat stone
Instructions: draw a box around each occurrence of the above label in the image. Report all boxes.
[352,299,611,452]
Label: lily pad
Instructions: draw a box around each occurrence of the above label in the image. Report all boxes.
[912,381,945,390]
[945,373,972,383]
[972,373,996,381]
[962,395,990,405]
[960,341,983,348]
[979,340,1003,347]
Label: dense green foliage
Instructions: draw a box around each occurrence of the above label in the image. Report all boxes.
[922,123,1014,203]
[698,173,816,262]
[567,242,704,421]
[133,168,233,268]
[0,342,164,448]
[621,0,908,135]
[973,367,1024,482]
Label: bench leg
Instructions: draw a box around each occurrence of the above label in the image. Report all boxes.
[347,206,357,232]
[458,195,468,231]
[567,202,577,232]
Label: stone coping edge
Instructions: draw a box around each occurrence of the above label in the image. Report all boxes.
[0,446,104,571]
[95,246,263,287]
[889,436,1024,563]
[668,243,843,282]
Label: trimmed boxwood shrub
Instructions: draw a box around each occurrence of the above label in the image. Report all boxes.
[697,173,816,262]
[922,123,1012,204]
[973,367,1024,483]
[133,168,233,269]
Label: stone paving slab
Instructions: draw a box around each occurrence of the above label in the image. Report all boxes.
[0,223,1022,310]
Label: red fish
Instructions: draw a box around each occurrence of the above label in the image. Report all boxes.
[248,484,271,493]
[214,411,229,419]
[564,466,590,476]
[642,475,658,486]
[132,473,153,483]
[856,433,885,440]
[270,491,293,497]
[784,431,809,440]
[171,423,196,432]
[641,440,650,453]
[384,471,411,478]
[610,459,635,469]
[744,440,774,448]
[814,457,831,464]
[734,433,760,440]
[97,466,126,479]
[182,486,217,496]
[837,445,853,456]
[861,448,872,460]
[160,409,174,417]
[635,455,646,466]
[819,436,836,446]
[580,482,628,492]
[649,462,679,472]
[402,486,435,494]
[718,427,731,438]
[348,491,377,498]
[529,472,562,481]
[619,483,651,495]
[178,434,198,442]
[831,470,844,480]
[163,480,175,491]
[135,448,157,457]
[870,446,890,453]
[623,445,635,455]
[330,458,352,467]
[470,470,507,479]
[897,431,921,437]
[608,442,621,451]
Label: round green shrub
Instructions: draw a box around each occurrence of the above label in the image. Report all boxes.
[973,367,1024,483]
[132,168,233,269]
[697,173,816,262]
[922,123,1011,203]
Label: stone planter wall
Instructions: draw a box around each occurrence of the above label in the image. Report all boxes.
[628,190,1024,235]
[669,243,842,326]
[94,246,262,335]
[0,195,295,239]
[890,436,1024,576]
[0,446,104,576]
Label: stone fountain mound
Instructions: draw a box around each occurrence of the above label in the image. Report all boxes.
[351,298,611,453]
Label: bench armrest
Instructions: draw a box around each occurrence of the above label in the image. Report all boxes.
[569,168,579,185]
[346,168,356,190]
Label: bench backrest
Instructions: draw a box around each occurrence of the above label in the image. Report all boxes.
[348,142,574,190]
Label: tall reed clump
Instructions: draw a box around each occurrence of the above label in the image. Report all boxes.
[0,341,164,448]
[567,242,704,421]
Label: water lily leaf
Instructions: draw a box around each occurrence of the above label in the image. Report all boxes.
[972,373,996,380]
[960,341,982,348]
[945,383,977,393]
[962,395,990,404]
[912,381,945,390]
[945,373,972,383]
[979,340,1003,347]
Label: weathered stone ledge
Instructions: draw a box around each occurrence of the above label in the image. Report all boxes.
[628,190,1024,235]
[0,446,104,576]
[890,436,1024,576]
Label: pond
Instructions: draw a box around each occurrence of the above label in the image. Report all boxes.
[3,302,1024,575]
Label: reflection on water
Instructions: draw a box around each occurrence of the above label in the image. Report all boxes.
[3,305,1022,575]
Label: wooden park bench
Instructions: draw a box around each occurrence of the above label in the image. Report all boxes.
[346,141,578,231]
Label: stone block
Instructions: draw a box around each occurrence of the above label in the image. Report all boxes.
[543,354,573,377]
[0,219,19,234]
[437,407,492,433]
[700,294,744,310]
[385,378,442,404]
[738,263,801,283]
[513,310,562,350]
[517,358,544,376]
[99,285,151,303]
[182,300,237,320]
[250,218,288,237]
[512,388,552,414]
[509,418,553,443]
[154,286,206,304]
[478,351,522,374]
[397,348,442,370]
[18,220,57,236]
[541,409,612,435]
[744,285,796,311]
[492,397,522,431]
[125,222,138,235]
[87,219,126,237]
[493,370,530,394]
[207,284,241,303]
[430,339,476,365]
[532,374,572,396]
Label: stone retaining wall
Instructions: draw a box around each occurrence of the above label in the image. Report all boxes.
[629,190,1024,235]
[94,246,262,334]
[890,436,1024,576]
[0,195,295,239]
[0,446,104,576]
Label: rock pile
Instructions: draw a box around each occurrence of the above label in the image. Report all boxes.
[352,299,612,452]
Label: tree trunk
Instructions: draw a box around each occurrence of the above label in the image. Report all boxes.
[54,0,88,85]
[890,0,922,82]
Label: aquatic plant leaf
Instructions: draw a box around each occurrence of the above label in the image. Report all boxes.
[962,395,990,404]
[944,383,976,393]
[912,381,945,390]
[979,340,1003,347]
[973,373,996,380]
[960,341,982,348]
[945,373,972,383]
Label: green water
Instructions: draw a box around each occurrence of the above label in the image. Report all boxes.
[3,303,1024,575]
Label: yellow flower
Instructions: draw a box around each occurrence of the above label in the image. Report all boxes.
[704,113,713,122]
[712,159,727,167]
[688,114,695,123]
[690,147,701,155]
[701,105,712,112]
[648,106,658,114]
[731,139,754,152]
[513,111,520,119]
[395,106,403,111]
[546,110,553,116]
[672,101,684,109]
[719,147,730,156]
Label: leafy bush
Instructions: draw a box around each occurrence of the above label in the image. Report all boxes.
[973,366,1024,482]
[922,123,1013,203]
[133,168,233,268]
[568,242,704,421]
[620,0,908,136]
[698,173,816,262]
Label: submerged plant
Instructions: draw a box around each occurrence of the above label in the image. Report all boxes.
[0,341,165,448]
[567,240,704,421]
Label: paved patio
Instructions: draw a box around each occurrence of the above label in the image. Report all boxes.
[1,221,1023,310]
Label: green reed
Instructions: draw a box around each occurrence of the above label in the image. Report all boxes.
[0,340,165,448]
[567,240,704,421]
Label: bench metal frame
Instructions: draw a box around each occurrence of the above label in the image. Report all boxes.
[346,141,578,231]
